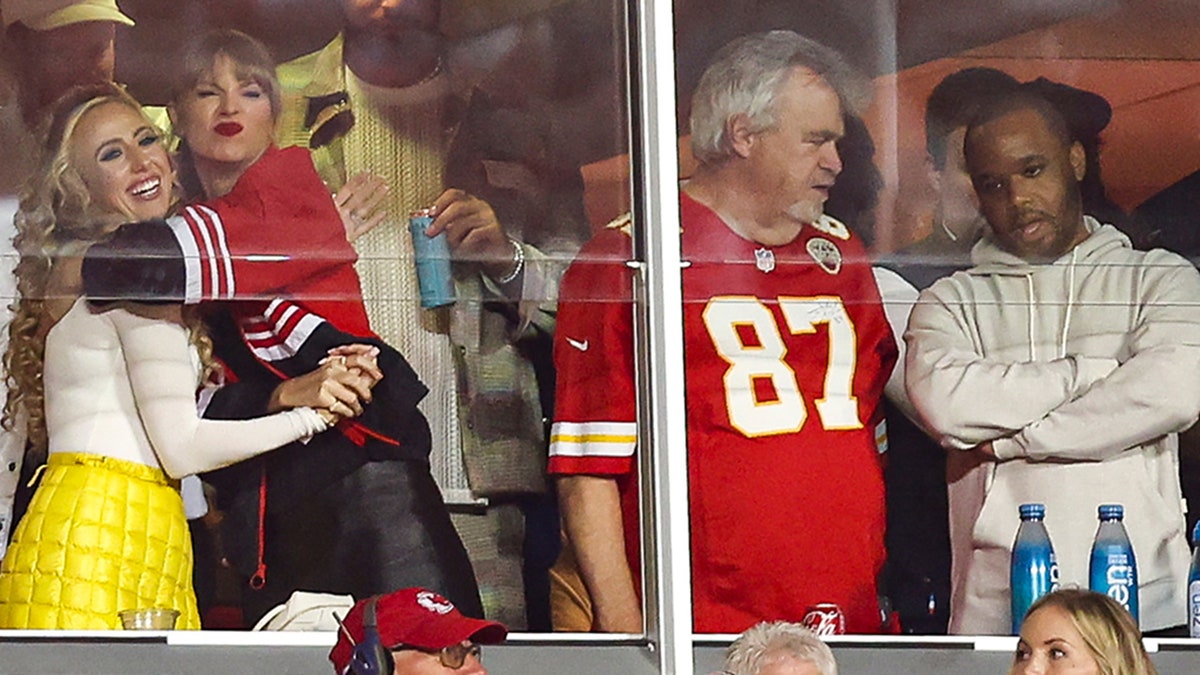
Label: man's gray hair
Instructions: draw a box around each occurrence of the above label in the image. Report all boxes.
[689,30,870,166]
[723,621,838,675]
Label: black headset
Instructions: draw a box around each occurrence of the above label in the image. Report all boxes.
[347,596,393,675]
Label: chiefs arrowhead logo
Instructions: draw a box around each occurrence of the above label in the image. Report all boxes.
[416,590,455,615]
[807,237,842,275]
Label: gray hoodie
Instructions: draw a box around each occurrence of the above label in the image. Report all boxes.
[905,217,1200,634]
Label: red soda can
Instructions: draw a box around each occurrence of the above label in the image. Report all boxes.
[801,603,847,635]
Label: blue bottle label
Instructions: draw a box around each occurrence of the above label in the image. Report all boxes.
[1104,558,1135,607]
[1091,547,1138,621]
[1011,549,1058,634]
[1189,579,1200,638]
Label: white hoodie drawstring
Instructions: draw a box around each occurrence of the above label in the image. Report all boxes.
[1024,250,1078,360]
[1026,274,1036,361]
[1061,248,1078,358]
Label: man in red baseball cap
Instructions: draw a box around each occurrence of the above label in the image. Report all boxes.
[330,588,507,674]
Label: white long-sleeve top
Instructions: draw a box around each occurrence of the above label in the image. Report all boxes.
[0,195,21,557]
[44,298,328,480]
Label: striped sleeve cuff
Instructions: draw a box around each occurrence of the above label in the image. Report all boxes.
[168,206,240,303]
[548,420,636,464]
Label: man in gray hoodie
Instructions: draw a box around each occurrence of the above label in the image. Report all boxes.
[906,89,1200,635]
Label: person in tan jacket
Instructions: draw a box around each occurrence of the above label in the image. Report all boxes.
[906,88,1200,634]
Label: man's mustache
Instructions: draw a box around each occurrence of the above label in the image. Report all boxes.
[1014,209,1054,227]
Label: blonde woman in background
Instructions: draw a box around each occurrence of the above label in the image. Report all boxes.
[1012,589,1157,675]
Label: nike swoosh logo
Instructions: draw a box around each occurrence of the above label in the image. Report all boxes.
[566,337,589,351]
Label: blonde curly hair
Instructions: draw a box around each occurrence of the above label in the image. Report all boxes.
[2,83,218,462]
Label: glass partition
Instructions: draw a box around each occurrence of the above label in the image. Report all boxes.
[0,0,642,640]
[1,1,1200,673]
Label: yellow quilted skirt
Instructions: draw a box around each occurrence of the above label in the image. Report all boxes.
[0,453,200,629]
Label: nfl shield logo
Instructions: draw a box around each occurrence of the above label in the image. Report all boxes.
[754,248,776,273]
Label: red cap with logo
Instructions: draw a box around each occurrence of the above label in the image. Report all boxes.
[329,588,507,673]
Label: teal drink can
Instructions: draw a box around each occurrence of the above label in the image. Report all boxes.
[409,208,455,308]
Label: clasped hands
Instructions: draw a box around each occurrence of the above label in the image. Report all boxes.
[268,344,384,425]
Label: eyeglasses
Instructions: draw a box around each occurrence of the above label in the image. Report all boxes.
[393,641,483,669]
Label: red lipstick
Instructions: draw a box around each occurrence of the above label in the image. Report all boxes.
[214,122,243,137]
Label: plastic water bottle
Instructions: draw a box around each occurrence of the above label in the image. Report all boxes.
[1188,521,1200,638]
[1011,503,1059,634]
[1089,504,1138,623]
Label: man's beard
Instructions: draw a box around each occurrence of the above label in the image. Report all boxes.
[787,198,824,225]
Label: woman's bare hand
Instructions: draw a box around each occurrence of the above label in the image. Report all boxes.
[315,407,341,426]
[335,172,390,242]
[322,343,383,386]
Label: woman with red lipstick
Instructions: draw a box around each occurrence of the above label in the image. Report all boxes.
[0,86,356,630]
[170,31,281,202]
[83,30,483,623]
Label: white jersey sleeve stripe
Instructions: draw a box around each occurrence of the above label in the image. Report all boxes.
[549,421,637,458]
[238,300,327,363]
[183,205,223,299]
[193,204,235,299]
[552,421,635,436]
[165,214,203,304]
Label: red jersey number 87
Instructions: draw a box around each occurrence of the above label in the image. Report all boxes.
[702,295,862,437]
